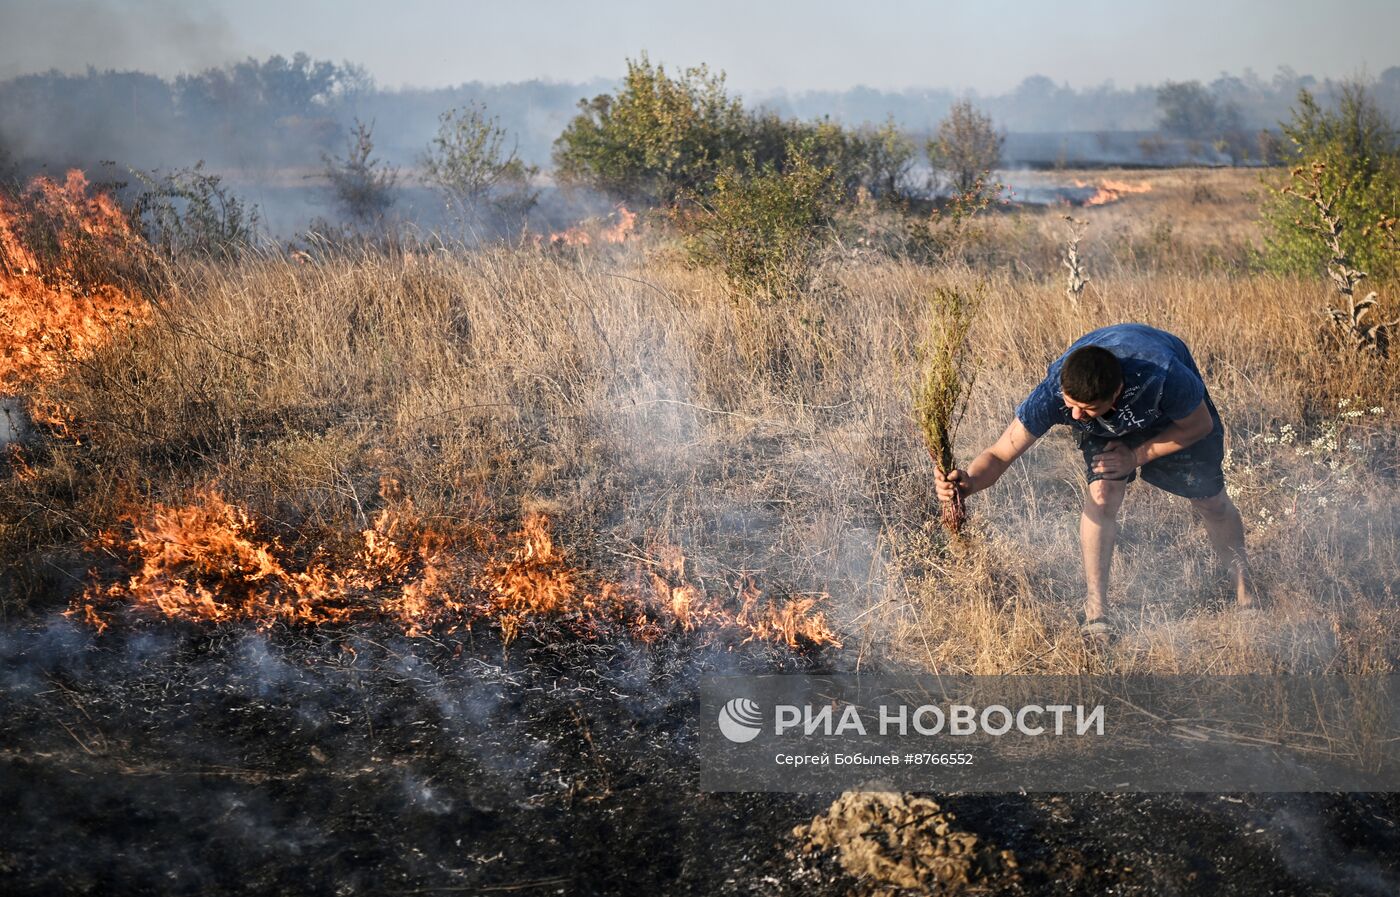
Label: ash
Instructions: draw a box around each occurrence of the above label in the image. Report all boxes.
[3,620,1399,896]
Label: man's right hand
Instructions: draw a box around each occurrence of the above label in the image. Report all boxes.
[934,468,971,504]
[930,417,1038,508]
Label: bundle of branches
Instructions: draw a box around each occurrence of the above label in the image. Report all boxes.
[914,286,979,536]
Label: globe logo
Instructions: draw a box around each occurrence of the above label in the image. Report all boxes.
[718,697,763,743]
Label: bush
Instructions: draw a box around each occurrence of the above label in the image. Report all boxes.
[858,118,920,201]
[777,116,920,202]
[553,54,747,204]
[322,119,398,226]
[1261,84,1400,281]
[422,103,538,223]
[682,143,839,302]
[130,162,259,259]
[554,55,924,208]
[927,101,1002,196]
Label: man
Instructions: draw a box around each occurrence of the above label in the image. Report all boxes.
[934,323,1254,640]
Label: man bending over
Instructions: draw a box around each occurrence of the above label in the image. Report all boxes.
[934,323,1255,639]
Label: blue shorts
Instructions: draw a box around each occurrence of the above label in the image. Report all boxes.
[1075,403,1226,500]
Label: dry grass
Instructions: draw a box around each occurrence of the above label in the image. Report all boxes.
[3,175,1398,674]
[963,167,1268,276]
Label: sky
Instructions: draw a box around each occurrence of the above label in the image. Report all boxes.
[1,0,1397,92]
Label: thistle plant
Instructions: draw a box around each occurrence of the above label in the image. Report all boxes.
[1285,161,1399,358]
[914,286,979,535]
[1062,216,1089,307]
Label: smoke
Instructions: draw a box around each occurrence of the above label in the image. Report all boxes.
[0,1,236,81]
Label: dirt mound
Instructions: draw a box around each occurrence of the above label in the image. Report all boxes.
[794,791,1019,894]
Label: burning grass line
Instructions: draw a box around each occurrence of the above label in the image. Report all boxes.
[71,485,841,650]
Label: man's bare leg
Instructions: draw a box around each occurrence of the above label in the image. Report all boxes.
[1188,489,1255,607]
[1081,478,1127,621]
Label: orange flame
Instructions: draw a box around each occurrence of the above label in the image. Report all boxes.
[1073,178,1153,207]
[0,170,149,416]
[537,204,637,248]
[72,485,840,651]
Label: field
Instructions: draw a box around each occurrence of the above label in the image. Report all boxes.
[8,166,1396,672]
[3,166,1400,894]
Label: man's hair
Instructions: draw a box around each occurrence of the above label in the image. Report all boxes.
[1060,346,1123,403]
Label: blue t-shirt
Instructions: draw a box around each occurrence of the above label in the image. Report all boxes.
[1016,324,1210,439]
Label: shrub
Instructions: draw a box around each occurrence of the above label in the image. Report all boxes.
[1261,84,1400,281]
[322,119,398,226]
[422,103,538,222]
[553,54,747,204]
[130,162,259,259]
[927,100,1002,196]
[858,118,920,201]
[903,175,1001,264]
[554,55,923,208]
[784,117,920,202]
[682,143,839,302]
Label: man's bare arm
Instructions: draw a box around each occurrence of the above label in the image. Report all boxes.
[935,418,1038,502]
[1091,400,1215,478]
[1135,400,1213,464]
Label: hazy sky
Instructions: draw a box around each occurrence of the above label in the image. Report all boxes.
[2,0,1397,92]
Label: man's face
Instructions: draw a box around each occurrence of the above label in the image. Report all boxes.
[1063,385,1122,422]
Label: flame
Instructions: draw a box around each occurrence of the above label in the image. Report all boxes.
[1073,178,1153,207]
[536,204,637,248]
[0,170,149,418]
[72,485,840,651]
[601,204,637,242]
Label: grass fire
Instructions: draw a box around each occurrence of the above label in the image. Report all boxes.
[73,482,837,649]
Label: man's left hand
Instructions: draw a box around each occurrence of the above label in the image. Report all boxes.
[1091,440,1138,479]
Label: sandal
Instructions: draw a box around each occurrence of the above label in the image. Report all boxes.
[1079,615,1114,644]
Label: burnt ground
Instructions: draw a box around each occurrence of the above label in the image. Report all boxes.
[2,619,1399,896]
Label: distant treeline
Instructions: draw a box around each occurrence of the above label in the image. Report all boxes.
[2,54,1398,177]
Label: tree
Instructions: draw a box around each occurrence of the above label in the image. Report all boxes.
[859,118,918,201]
[927,100,1003,196]
[1156,80,1241,138]
[552,53,747,204]
[422,104,538,222]
[322,119,398,226]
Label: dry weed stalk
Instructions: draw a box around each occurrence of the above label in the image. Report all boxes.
[914,286,978,536]
[1061,215,1089,306]
[1285,161,1399,357]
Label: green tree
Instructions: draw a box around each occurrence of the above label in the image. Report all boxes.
[422,103,538,221]
[859,118,919,201]
[927,100,1003,196]
[1261,83,1400,280]
[552,54,747,204]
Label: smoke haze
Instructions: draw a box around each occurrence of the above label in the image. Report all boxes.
[0,1,236,81]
